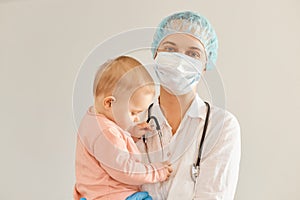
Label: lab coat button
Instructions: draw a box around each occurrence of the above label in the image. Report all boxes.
[167,152,171,157]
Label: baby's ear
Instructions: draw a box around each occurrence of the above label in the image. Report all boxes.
[103,96,116,109]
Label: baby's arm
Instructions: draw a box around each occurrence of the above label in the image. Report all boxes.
[93,127,172,185]
[101,159,172,185]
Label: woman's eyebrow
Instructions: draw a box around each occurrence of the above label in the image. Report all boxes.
[188,46,203,53]
[161,41,177,46]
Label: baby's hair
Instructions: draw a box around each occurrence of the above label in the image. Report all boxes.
[93,56,155,98]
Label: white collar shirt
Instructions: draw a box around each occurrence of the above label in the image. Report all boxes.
[136,94,241,200]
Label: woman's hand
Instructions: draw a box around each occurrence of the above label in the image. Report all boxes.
[79,192,152,200]
[125,191,153,200]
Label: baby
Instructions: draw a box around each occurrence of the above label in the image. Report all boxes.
[74,56,172,200]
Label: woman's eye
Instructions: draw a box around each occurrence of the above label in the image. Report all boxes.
[186,51,201,59]
[164,46,176,52]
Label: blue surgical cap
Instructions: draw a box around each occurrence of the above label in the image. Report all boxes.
[152,11,218,70]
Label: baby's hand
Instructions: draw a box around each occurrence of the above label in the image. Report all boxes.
[128,122,152,139]
[162,161,173,180]
[153,161,173,181]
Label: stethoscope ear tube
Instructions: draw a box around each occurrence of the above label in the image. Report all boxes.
[146,102,161,132]
[146,103,154,123]
[143,103,164,162]
[143,103,154,144]
[195,101,210,167]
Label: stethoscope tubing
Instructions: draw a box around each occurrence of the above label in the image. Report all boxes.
[142,101,210,171]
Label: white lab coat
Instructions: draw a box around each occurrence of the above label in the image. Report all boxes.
[136,94,241,200]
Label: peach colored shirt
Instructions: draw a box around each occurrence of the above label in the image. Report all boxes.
[74,107,168,200]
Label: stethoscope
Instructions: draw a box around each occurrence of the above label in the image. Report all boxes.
[142,101,210,183]
[142,103,164,162]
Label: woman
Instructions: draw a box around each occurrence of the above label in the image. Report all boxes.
[129,11,241,200]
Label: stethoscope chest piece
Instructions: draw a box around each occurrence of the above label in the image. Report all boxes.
[191,163,200,183]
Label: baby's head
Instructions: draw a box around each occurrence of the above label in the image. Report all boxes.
[93,56,155,129]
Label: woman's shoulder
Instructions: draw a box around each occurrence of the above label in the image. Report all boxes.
[202,103,241,157]
[209,103,240,129]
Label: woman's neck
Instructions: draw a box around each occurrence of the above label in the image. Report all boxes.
[159,87,195,134]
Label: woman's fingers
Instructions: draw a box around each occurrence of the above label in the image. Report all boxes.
[125,191,152,200]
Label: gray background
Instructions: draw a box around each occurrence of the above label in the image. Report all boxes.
[1,0,299,199]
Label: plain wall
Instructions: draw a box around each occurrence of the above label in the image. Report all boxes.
[1,0,299,199]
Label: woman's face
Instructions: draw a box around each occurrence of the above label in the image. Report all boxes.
[156,33,207,70]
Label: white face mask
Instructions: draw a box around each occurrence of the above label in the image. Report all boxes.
[154,52,204,95]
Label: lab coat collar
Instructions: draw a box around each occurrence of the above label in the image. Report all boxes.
[152,94,207,123]
[186,94,207,120]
